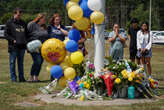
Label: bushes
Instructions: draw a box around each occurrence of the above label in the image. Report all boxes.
[0,13,37,24]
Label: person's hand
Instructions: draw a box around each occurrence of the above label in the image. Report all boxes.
[57,25,61,30]
[115,29,119,37]
[140,48,144,54]
[143,48,147,53]
[13,40,16,43]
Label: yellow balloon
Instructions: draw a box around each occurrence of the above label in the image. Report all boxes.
[74,17,90,31]
[90,11,104,24]
[66,1,78,10]
[70,0,80,3]
[70,51,84,64]
[64,67,76,80]
[41,38,66,64]
[60,55,73,70]
[60,62,69,70]
[63,38,69,46]
[63,55,73,67]
[68,5,83,21]
[46,63,55,74]
[58,77,67,88]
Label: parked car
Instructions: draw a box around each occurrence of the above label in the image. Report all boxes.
[152,31,164,44]
[150,30,159,36]
[0,25,6,38]
[65,25,72,31]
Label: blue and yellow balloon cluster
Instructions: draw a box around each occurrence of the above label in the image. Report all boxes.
[41,36,84,88]
[64,0,104,31]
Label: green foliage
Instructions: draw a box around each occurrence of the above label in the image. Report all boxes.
[0,12,37,24]
[107,60,126,74]
[129,4,159,30]
[127,60,138,71]
[0,12,12,24]
[22,13,37,23]
[130,4,149,25]
[73,63,85,78]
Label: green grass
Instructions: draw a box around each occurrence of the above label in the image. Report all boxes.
[0,39,164,110]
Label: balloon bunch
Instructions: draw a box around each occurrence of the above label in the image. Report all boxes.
[40,36,84,93]
[65,0,104,32]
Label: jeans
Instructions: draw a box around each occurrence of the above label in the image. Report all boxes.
[9,49,25,82]
[30,53,43,76]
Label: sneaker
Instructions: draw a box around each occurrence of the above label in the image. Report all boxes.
[27,76,34,82]
[19,79,26,82]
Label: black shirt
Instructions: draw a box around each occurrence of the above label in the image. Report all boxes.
[128,26,140,50]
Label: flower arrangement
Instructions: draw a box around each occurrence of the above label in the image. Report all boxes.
[42,59,159,101]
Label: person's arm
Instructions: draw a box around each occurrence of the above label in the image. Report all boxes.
[58,25,68,36]
[108,31,117,42]
[145,33,152,50]
[137,31,141,50]
[127,28,131,45]
[128,34,131,46]
[5,21,15,42]
[60,28,68,36]
[27,22,39,41]
[78,31,86,44]
[118,33,126,44]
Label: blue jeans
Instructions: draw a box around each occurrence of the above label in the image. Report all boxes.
[9,49,25,82]
[30,53,43,76]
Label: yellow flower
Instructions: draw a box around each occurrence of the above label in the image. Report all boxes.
[80,95,85,101]
[77,81,82,85]
[83,81,87,87]
[86,84,90,89]
[128,77,133,81]
[149,78,155,83]
[130,72,135,78]
[140,67,144,71]
[112,75,116,78]
[121,70,127,75]
[115,78,121,84]
[123,73,128,79]
[135,80,142,84]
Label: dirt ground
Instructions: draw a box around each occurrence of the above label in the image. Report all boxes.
[33,94,160,106]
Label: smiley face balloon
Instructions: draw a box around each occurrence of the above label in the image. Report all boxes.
[41,38,67,64]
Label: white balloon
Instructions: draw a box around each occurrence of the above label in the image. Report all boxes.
[88,0,102,11]
[27,40,42,53]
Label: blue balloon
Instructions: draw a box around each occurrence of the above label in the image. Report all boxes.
[68,29,81,42]
[80,0,93,18]
[73,76,80,82]
[79,0,82,4]
[64,0,69,6]
[51,65,63,79]
[66,40,79,52]
[91,26,95,35]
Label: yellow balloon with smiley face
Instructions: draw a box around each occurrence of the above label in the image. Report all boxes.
[41,38,67,64]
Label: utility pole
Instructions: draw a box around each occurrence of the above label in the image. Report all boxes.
[94,0,105,77]
[149,0,152,31]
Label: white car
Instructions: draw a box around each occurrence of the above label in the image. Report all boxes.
[152,31,164,44]
[0,25,6,38]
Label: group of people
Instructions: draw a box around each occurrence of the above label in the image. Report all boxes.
[5,8,71,82]
[5,8,152,83]
[108,19,152,76]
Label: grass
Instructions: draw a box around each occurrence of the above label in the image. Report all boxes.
[0,39,164,110]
